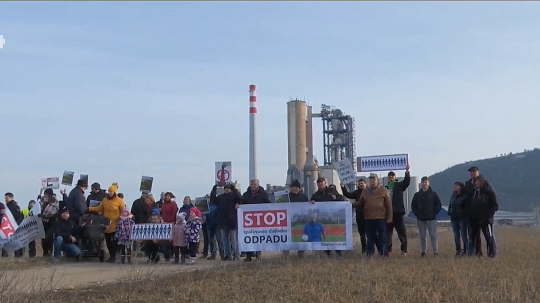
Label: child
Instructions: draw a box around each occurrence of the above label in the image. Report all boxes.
[144,214,172,263]
[115,207,134,264]
[172,212,187,264]
[185,208,202,265]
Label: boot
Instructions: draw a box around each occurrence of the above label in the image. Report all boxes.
[106,257,116,263]
[207,254,216,260]
[121,256,125,264]
[127,257,132,264]
[187,257,196,265]
[181,255,186,264]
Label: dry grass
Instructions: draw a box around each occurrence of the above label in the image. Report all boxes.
[3,226,540,303]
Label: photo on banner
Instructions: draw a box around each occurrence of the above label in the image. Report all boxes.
[195,196,210,214]
[80,174,89,184]
[62,171,75,186]
[140,176,153,192]
[237,202,353,252]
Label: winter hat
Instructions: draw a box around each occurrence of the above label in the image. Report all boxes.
[152,208,161,216]
[108,182,118,194]
[189,208,201,217]
[121,207,130,214]
[290,180,301,188]
[177,212,187,221]
[44,188,54,196]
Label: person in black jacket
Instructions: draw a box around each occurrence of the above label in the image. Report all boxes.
[215,184,241,261]
[4,192,23,257]
[341,179,381,255]
[86,183,107,207]
[411,177,442,257]
[289,180,309,202]
[241,179,271,262]
[463,175,498,258]
[464,166,498,257]
[131,192,150,224]
[283,180,309,258]
[310,178,344,258]
[66,179,88,225]
[52,207,81,262]
[448,182,468,257]
[384,166,411,257]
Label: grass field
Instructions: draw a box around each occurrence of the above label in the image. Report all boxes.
[2,226,540,303]
[291,224,346,242]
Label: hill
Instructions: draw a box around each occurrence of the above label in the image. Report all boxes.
[428,148,540,212]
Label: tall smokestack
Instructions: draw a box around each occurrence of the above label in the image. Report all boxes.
[249,84,258,181]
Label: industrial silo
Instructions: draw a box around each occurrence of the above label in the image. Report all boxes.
[286,100,307,174]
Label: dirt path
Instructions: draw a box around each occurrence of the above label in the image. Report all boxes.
[3,257,221,293]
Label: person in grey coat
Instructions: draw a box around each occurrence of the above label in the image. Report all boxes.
[66,179,88,225]
[411,176,442,257]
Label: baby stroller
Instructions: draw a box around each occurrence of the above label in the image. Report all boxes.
[79,214,110,262]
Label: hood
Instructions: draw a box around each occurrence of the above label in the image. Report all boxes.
[473,175,488,190]
[419,186,433,193]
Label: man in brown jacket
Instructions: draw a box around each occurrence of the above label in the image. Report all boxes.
[355,174,392,257]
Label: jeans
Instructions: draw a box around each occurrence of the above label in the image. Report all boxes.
[365,219,387,256]
[386,214,408,254]
[451,218,468,253]
[53,236,81,260]
[417,220,438,253]
[206,224,219,256]
[201,223,209,255]
[220,228,238,258]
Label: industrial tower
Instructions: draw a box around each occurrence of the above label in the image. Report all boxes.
[318,104,356,189]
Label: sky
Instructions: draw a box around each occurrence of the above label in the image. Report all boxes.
[1,2,539,207]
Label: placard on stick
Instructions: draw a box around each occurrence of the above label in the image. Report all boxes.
[62,171,75,186]
[140,176,153,192]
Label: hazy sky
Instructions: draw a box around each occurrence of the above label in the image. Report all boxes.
[1,2,539,206]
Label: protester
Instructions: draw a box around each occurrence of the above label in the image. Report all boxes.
[289,180,309,202]
[465,166,498,257]
[241,179,271,262]
[115,207,134,264]
[86,183,107,207]
[160,192,178,224]
[342,178,381,255]
[144,214,171,263]
[384,166,411,257]
[215,184,241,261]
[200,204,210,259]
[41,188,59,257]
[66,179,88,225]
[172,212,188,264]
[310,177,344,258]
[4,192,23,257]
[88,183,125,263]
[207,185,223,260]
[465,175,498,258]
[131,192,149,224]
[22,200,37,257]
[185,208,202,265]
[156,192,166,209]
[355,174,392,258]
[448,181,468,257]
[178,196,194,215]
[411,176,442,257]
[53,206,81,262]
[284,180,309,257]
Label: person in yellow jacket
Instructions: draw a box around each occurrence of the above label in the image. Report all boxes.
[89,182,125,263]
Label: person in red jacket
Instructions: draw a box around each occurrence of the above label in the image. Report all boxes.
[160,192,178,223]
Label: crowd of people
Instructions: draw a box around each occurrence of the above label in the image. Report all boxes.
[0,164,499,264]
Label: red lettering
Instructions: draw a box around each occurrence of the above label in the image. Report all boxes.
[243,210,287,228]
[0,215,15,238]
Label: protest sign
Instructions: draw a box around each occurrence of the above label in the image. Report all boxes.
[333,158,356,184]
[41,177,60,189]
[0,202,44,251]
[273,190,290,203]
[62,171,75,186]
[238,202,353,252]
[0,207,19,239]
[195,196,209,214]
[130,223,173,240]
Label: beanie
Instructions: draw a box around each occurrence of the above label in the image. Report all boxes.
[290,180,301,188]
[108,183,118,194]
[190,207,201,217]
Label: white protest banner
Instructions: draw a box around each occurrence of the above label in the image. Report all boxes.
[273,190,290,203]
[215,161,232,186]
[0,207,19,240]
[41,177,60,189]
[0,202,44,251]
[130,223,173,240]
[333,158,356,184]
[238,202,353,252]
